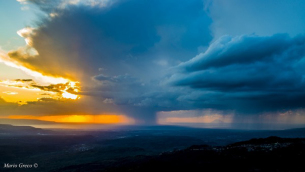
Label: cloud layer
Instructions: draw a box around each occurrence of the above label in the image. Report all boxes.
[171,34,305,113]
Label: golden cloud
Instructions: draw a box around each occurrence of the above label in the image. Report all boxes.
[0,79,80,101]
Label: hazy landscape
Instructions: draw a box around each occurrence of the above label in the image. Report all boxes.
[1,124,305,171]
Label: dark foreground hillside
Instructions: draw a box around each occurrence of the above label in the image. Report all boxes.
[61,137,305,172]
[1,124,305,172]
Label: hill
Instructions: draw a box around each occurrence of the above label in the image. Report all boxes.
[0,124,54,135]
[59,136,305,172]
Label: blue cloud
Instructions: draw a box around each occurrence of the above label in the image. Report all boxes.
[178,34,304,72]
[171,34,305,113]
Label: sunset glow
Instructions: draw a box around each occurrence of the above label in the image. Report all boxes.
[7,114,135,124]
[6,114,135,124]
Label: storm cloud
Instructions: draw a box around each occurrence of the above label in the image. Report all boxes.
[4,0,212,124]
[171,34,305,113]
[10,0,212,82]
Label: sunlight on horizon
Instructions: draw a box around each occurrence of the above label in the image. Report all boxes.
[4,114,135,124]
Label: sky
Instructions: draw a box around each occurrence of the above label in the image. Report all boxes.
[1,0,305,129]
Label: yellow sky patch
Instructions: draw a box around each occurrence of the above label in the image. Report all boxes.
[0,85,52,103]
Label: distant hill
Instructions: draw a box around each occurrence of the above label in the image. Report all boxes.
[229,136,305,146]
[58,136,305,172]
[0,124,54,135]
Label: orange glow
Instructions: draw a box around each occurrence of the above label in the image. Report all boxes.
[7,114,135,124]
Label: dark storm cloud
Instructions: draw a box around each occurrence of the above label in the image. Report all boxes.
[7,0,213,124]
[92,73,183,109]
[11,0,212,82]
[178,34,304,72]
[170,34,305,113]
